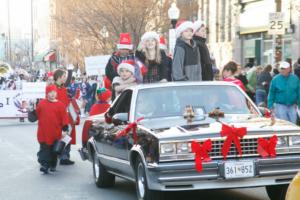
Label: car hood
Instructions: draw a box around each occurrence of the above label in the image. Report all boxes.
[139,115,300,140]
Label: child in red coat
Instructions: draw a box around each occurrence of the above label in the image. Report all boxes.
[36,84,69,174]
[89,88,112,116]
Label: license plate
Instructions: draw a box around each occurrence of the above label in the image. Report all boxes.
[224,161,254,179]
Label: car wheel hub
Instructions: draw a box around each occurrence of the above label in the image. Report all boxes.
[94,159,99,179]
[137,163,145,198]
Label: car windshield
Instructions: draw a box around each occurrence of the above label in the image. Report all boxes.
[134,85,258,119]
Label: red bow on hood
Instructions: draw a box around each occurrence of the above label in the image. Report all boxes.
[220,123,247,160]
[191,139,212,172]
[115,117,144,144]
[257,135,278,158]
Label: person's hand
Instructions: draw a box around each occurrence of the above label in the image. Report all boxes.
[62,131,68,138]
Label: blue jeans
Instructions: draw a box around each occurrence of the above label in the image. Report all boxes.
[274,103,297,124]
[256,89,267,105]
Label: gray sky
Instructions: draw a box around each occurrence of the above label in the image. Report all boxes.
[0,0,31,37]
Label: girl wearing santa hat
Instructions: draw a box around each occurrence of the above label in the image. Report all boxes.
[193,20,213,81]
[135,31,169,83]
[112,60,137,99]
[172,20,202,81]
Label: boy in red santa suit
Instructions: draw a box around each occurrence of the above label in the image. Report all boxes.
[89,88,112,116]
[36,84,69,174]
[53,68,79,165]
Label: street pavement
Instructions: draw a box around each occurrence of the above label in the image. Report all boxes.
[0,119,270,200]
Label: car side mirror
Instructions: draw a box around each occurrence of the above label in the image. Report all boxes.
[112,113,129,126]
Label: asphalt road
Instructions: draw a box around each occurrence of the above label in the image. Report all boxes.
[0,119,270,200]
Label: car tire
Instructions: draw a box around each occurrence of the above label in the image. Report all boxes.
[93,152,115,188]
[266,184,288,200]
[135,157,164,200]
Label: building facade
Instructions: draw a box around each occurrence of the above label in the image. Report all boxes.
[198,0,300,68]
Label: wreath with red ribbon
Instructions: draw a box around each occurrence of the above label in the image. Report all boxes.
[114,117,144,144]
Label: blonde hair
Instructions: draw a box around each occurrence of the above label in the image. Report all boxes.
[138,39,161,65]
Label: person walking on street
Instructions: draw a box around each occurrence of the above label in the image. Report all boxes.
[193,20,213,81]
[293,58,300,79]
[268,61,300,124]
[135,31,168,83]
[36,84,69,174]
[256,65,272,105]
[53,67,77,165]
[172,20,202,81]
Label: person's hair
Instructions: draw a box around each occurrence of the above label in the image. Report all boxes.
[297,58,300,64]
[138,39,161,64]
[53,69,66,81]
[263,64,272,73]
[222,61,239,75]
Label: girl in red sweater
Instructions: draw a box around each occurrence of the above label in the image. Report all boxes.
[36,84,69,174]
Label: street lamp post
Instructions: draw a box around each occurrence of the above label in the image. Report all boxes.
[168,3,180,55]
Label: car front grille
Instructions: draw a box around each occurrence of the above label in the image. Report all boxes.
[209,138,259,159]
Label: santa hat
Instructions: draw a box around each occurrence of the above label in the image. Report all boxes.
[47,71,53,78]
[117,60,135,75]
[46,84,57,94]
[97,88,112,102]
[159,36,167,50]
[193,20,206,34]
[103,76,111,90]
[117,33,133,50]
[141,31,159,42]
[175,20,194,38]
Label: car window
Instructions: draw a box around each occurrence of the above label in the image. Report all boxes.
[109,90,132,116]
[134,85,258,119]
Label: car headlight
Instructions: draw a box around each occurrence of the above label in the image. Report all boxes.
[160,143,176,155]
[176,142,191,154]
[289,136,300,146]
[277,136,288,148]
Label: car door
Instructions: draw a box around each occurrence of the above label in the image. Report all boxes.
[99,90,133,175]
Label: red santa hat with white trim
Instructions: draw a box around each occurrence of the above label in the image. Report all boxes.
[159,36,167,50]
[117,33,133,50]
[175,20,194,38]
[117,60,135,75]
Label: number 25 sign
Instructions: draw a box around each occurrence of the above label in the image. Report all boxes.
[268,12,285,35]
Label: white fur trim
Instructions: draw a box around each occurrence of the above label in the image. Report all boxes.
[175,21,194,38]
[159,44,167,50]
[193,20,206,34]
[117,63,135,75]
[141,31,159,42]
[117,44,133,50]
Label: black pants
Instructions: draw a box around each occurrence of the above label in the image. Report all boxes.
[37,143,58,168]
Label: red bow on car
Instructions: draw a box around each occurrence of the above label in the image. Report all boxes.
[220,123,247,160]
[191,139,212,172]
[115,117,144,144]
[257,135,278,158]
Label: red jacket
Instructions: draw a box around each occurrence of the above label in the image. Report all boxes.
[36,99,69,145]
[223,77,246,91]
[89,102,110,116]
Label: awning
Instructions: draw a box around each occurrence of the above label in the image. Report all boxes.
[34,51,48,62]
[44,51,56,62]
